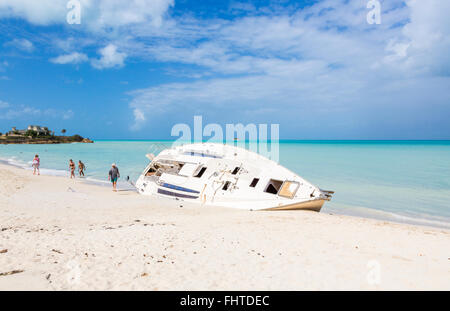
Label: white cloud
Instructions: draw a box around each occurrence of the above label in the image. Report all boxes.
[0,100,10,109]
[62,109,74,120]
[91,44,126,69]
[49,44,127,70]
[126,0,450,135]
[0,105,40,119]
[4,38,34,52]
[133,108,146,122]
[1,0,449,137]
[0,61,8,72]
[0,0,174,29]
[400,0,450,75]
[42,108,75,120]
[50,52,88,64]
[87,0,175,29]
[0,0,66,25]
[0,103,74,120]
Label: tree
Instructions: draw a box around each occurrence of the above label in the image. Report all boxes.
[61,129,67,136]
[71,134,83,142]
[25,130,38,138]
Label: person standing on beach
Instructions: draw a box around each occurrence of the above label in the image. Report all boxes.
[108,163,120,192]
[69,159,76,179]
[78,160,86,177]
[32,154,40,175]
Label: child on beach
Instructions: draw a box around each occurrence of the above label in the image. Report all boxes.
[108,163,120,192]
[78,160,86,177]
[69,159,76,179]
[32,155,40,175]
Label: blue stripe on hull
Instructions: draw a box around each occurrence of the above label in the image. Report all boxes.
[161,183,200,194]
[157,188,199,199]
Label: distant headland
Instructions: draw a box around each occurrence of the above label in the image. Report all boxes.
[0,125,93,144]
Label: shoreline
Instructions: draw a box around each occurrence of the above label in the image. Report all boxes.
[1,157,448,230]
[0,135,93,145]
[0,158,136,190]
[0,162,449,290]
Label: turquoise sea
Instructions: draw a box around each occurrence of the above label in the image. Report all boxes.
[1,140,449,228]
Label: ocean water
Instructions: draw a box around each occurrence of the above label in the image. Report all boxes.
[1,140,449,228]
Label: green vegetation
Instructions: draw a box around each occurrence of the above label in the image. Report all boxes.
[1,127,92,144]
[25,130,38,138]
[71,134,84,142]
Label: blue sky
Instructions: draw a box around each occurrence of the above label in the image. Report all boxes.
[0,0,449,139]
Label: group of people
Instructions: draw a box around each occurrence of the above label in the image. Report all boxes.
[32,155,120,191]
[68,159,86,178]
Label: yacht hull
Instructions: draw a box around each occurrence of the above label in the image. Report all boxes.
[136,143,333,212]
[264,199,326,212]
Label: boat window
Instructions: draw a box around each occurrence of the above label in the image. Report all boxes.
[231,167,240,175]
[264,179,283,195]
[222,181,231,191]
[145,167,156,177]
[278,181,300,199]
[249,178,259,187]
[194,167,207,178]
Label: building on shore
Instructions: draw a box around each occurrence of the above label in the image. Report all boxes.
[3,125,51,137]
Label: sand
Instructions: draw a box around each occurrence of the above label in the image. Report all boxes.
[0,163,449,290]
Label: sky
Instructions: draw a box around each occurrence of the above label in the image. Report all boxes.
[0,0,449,140]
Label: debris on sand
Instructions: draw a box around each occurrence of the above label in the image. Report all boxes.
[0,270,24,277]
[0,249,7,254]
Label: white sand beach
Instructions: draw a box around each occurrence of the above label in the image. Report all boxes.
[0,163,449,290]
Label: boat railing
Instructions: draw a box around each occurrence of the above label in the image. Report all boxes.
[146,142,171,156]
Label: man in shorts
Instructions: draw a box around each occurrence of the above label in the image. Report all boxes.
[108,163,120,192]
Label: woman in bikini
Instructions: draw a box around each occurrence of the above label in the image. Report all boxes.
[32,154,40,175]
[69,159,76,179]
[78,160,86,177]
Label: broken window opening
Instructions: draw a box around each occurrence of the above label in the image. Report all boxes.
[264,179,283,195]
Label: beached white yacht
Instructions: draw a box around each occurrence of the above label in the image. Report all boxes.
[135,143,333,211]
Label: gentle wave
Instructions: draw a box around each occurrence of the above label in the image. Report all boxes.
[0,156,67,177]
[0,156,137,191]
[324,203,450,229]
